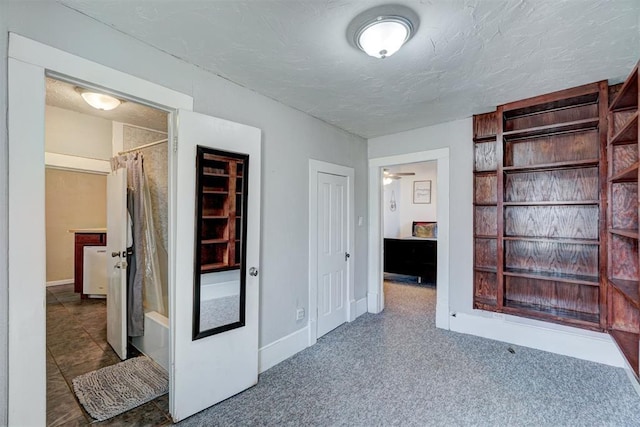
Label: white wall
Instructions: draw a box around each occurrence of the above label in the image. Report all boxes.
[382,179,400,238]
[1,1,368,359]
[0,6,8,424]
[397,162,437,237]
[383,161,438,238]
[45,105,112,160]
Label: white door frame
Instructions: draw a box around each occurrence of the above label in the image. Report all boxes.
[308,160,355,346]
[368,148,450,330]
[7,33,192,425]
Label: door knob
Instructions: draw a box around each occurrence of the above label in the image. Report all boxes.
[249,267,259,277]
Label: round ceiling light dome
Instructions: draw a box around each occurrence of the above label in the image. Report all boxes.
[356,16,413,59]
[75,87,122,111]
[347,5,419,59]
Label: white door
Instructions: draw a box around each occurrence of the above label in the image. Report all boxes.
[172,110,261,421]
[106,167,128,360]
[317,173,349,338]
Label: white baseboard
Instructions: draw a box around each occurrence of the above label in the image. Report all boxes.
[259,326,309,373]
[450,311,625,367]
[367,292,381,314]
[46,279,74,287]
[356,297,368,318]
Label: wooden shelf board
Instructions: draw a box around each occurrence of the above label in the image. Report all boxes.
[503,268,599,286]
[474,235,497,240]
[609,64,638,112]
[608,278,640,307]
[473,134,497,143]
[201,262,226,271]
[503,300,600,328]
[503,118,599,140]
[502,200,599,206]
[203,172,230,177]
[201,239,229,245]
[474,266,497,273]
[609,329,640,376]
[474,202,498,207]
[473,170,497,176]
[609,112,639,146]
[201,263,241,274]
[609,162,639,183]
[502,84,600,116]
[473,296,498,306]
[202,216,228,220]
[503,236,600,245]
[608,228,639,239]
[203,190,229,195]
[502,159,599,173]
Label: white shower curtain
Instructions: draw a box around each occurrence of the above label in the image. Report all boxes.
[112,153,165,336]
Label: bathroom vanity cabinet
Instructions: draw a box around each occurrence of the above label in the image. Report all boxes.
[71,229,107,298]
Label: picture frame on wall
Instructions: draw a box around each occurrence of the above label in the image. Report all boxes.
[413,180,431,204]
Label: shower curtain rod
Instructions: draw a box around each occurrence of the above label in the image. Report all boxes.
[118,138,168,155]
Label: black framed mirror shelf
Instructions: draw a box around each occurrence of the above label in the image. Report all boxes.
[193,146,249,340]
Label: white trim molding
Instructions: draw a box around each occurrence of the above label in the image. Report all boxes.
[450,311,625,368]
[308,159,356,347]
[45,152,111,174]
[259,327,309,373]
[45,279,74,288]
[355,297,368,318]
[368,148,450,330]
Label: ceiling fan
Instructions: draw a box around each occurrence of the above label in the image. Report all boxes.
[383,169,415,180]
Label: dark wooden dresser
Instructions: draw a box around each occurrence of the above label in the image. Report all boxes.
[71,229,107,298]
[384,238,437,284]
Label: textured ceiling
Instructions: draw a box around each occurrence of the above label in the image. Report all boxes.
[61,0,640,139]
[46,77,168,132]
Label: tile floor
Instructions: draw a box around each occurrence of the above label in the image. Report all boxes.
[46,284,171,426]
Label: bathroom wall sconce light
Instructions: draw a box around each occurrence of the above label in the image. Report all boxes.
[75,87,122,111]
[347,5,419,59]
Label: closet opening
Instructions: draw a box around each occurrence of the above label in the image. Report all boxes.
[44,76,171,424]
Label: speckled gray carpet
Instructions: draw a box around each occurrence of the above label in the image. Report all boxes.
[178,280,640,426]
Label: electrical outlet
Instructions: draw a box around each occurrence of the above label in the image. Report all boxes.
[296,308,305,321]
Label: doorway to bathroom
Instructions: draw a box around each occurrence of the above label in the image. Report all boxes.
[9,33,262,425]
[44,76,171,424]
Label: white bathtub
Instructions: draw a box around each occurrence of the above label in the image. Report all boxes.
[132,311,169,371]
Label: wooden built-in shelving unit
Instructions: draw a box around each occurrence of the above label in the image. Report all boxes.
[473,81,609,331]
[606,61,640,377]
[196,148,247,273]
[473,111,499,309]
[472,59,640,381]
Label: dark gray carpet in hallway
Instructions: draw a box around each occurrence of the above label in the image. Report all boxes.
[179,280,640,426]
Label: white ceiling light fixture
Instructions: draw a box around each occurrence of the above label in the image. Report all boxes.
[347,5,419,59]
[75,87,122,111]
